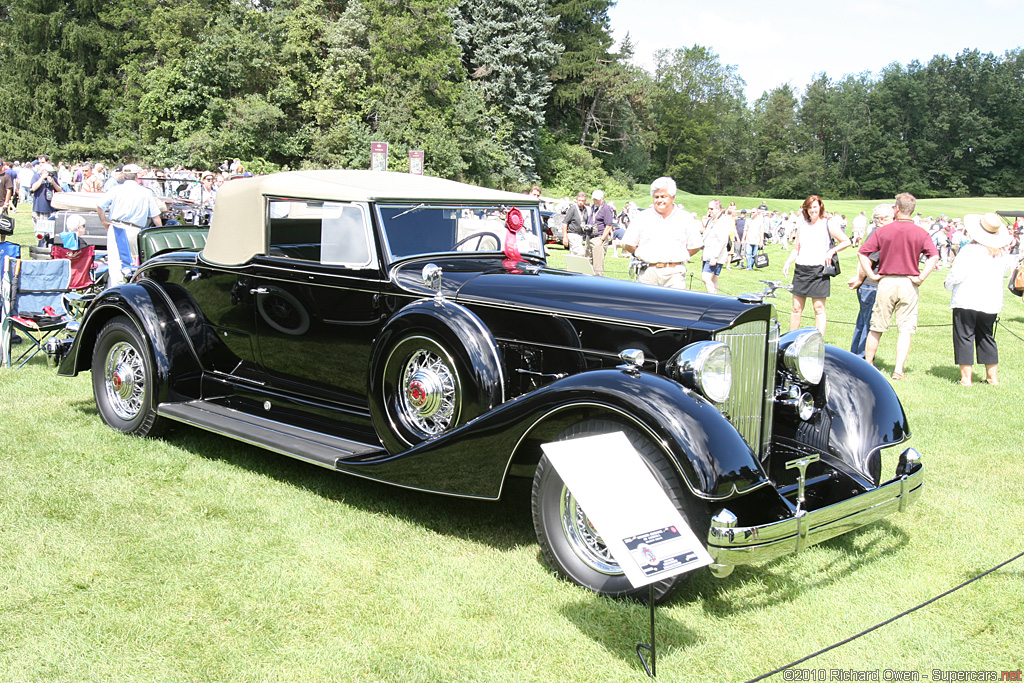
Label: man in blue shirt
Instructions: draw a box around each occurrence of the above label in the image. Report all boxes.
[97,164,163,287]
[30,161,63,242]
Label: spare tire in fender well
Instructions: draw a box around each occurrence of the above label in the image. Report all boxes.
[368,299,504,454]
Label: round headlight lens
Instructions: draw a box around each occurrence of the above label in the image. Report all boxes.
[782,329,825,384]
[667,341,732,404]
[700,343,732,403]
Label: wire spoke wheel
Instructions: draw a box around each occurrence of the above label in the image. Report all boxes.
[91,316,160,436]
[561,487,619,575]
[397,348,459,437]
[102,340,146,421]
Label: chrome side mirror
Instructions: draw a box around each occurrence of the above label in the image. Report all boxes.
[422,264,444,303]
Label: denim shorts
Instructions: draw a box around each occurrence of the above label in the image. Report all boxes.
[702,261,723,275]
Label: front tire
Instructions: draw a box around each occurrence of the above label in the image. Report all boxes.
[91,316,160,436]
[531,418,709,603]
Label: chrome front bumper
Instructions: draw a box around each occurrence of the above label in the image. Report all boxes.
[706,448,923,578]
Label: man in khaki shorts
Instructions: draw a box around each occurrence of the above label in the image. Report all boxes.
[856,193,939,380]
[621,177,703,289]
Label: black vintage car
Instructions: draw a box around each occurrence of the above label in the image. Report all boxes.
[54,170,923,603]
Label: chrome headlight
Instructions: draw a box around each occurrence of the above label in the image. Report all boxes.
[780,328,824,385]
[667,341,732,403]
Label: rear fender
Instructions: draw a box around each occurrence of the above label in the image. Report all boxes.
[57,281,202,405]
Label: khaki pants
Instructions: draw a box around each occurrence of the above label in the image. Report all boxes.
[588,236,606,276]
[639,265,687,289]
[871,276,920,334]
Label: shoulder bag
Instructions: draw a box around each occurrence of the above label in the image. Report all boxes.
[1009,263,1024,296]
[822,232,841,277]
[0,210,14,236]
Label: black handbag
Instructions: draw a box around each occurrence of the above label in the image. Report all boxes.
[753,248,769,269]
[822,252,841,277]
[0,211,13,236]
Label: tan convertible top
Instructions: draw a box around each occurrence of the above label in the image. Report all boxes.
[202,170,536,266]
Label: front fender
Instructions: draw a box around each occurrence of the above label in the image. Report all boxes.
[57,281,202,405]
[821,345,910,485]
[340,368,769,500]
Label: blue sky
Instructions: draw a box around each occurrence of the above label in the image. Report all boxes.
[607,0,1024,102]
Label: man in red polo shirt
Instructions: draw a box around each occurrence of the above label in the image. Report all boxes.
[855,192,939,381]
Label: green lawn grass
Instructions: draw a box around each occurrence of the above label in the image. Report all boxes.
[2,208,1023,681]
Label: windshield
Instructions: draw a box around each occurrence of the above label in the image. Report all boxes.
[378,204,545,261]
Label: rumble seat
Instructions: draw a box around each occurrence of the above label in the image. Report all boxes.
[138,225,209,262]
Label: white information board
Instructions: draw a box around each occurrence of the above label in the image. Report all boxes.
[541,432,712,588]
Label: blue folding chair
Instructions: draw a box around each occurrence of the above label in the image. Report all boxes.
[1,255,72,368]
[0,242,21,260]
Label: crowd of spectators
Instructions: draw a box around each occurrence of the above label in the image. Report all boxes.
[1,155,255,239]
[549,181,1024,384]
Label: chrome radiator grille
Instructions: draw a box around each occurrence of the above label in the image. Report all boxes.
[715,319,778,460]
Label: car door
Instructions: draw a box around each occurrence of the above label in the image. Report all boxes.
[250,199,384,411]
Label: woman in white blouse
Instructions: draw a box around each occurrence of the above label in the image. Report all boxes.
[782,195,851,334]
[944,213,1014,385]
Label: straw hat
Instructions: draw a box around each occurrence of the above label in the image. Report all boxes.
[963,213,1011,249]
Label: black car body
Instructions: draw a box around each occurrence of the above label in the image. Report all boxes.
[55,170,923,603]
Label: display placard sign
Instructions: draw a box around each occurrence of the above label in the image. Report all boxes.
[370,142,389,171]
[409,150,424,175]
[541,432,712,588]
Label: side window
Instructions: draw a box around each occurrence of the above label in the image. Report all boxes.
[267,199,374,267]
[322,204,371,266]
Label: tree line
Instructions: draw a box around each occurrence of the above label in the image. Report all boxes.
[2,0,1022,199]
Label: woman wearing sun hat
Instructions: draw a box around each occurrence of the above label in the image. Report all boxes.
[944,212,1014,385]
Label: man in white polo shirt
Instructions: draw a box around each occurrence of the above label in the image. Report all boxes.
[621,177,703,289]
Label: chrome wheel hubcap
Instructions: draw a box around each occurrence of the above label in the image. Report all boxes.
[104,341,145,421]
[398,349,457,437]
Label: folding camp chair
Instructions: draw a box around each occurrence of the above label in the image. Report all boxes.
[52,244,96,292]
[0,242,21,260]
[1,255,72,368]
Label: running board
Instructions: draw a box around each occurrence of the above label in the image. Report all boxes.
[158,400,385,470]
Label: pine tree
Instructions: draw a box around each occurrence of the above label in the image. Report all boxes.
[453,0,562,182]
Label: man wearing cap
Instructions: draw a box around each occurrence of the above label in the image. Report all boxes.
[189,172,217,223]
[856,192,939,380]
[586,189,616,276]
[96,163,163,288]
[103,166,125,191]
[621,177,703,289]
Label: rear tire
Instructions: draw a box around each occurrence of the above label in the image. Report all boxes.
[531,418,709,603]
[91,316,160,436]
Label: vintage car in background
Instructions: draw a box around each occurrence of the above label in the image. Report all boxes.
[54,170,923,603]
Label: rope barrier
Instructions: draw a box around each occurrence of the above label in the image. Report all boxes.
[740,548,1024,683]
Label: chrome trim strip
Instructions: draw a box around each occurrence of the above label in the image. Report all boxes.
[707,463,923,568]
